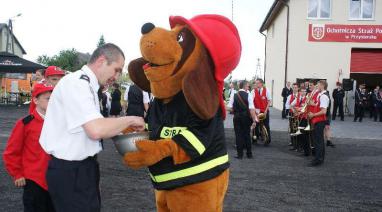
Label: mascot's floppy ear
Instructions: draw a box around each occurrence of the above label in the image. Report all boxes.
[128,58,151,92]
[183,51,219,120]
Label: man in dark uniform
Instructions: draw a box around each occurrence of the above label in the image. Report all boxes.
[332,82,345,121]
[281,81,292,119]
[229,81,258,159]
[124,84,150,118]
[354,84,366,122]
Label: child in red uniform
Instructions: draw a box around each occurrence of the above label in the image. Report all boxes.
[3,83,55,212]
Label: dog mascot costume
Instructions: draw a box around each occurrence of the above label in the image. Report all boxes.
[124,14,241,212]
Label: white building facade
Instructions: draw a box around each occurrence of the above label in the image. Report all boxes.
[260,0,382,113]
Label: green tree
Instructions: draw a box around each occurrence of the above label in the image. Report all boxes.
[37,49,85,72]
[97,35,106,47]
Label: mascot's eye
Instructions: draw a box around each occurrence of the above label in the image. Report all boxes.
[177,33,184,43]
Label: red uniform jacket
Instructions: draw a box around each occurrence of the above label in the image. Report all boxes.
[311,92,327,125]
[253,88,268,113]
[3,109,50,190]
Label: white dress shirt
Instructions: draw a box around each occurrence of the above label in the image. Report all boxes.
[285,93,297,110]
[317,91,329,109]
[227,89,255,109]
[39,65,103,161]
[227,88,237,107]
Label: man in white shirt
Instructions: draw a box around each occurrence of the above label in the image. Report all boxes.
[40,43,145,211]
[253,79,272,144]
[227,82,237,111]
[285,83,299,117]
[307,80,329,167]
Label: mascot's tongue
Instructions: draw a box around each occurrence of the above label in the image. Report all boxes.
[143,63,151,70]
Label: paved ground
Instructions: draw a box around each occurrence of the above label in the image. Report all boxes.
[1,105,382,211]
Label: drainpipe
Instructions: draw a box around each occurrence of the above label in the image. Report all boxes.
[260,32,267,82]
[280,0,290,86]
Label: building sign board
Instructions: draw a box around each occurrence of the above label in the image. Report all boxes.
[309,24,382,43]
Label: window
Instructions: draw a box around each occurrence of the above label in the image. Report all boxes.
[350,0,375,20]
[308,0,331,19]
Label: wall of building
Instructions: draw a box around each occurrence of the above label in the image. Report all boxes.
[265,0,382,111]
[0,28,24,57]
[265,6,288,109]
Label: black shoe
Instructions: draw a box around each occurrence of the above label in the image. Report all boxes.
[353,119,357,122]
[303,152,310,157]
[234,156,243,159]
[359,119,362,122]
[289,147,297,151]
[247,154,253,159]
[341,119,344,121]
[288,143,293,146]
[327,140,336,147]
[308,160,323,167]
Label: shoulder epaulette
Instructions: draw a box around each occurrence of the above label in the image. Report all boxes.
[80,74,90,83]
[22,115,34,125]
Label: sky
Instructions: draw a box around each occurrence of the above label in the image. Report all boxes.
[0,0,274,80]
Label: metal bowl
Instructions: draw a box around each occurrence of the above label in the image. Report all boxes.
[112,131,150,156]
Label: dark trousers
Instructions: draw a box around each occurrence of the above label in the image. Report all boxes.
[298,132,310,155]
[297,119,310,155]
[332,101,344,120]
[354,103,364,121]
[233,114,252,157]
[282,100,287,118]
[47,156,101,212]
[374,107,382,122]
[23,179,55,212]
[313,121,325,163]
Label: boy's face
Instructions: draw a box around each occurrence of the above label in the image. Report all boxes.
[46,75,63,86]
[33,92,51,112]
[300,89,307,97]
[293,85,299,93]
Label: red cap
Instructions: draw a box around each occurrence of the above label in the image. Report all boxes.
[169,14,242,118]
[45,66,65,77]
[32,83,54,98]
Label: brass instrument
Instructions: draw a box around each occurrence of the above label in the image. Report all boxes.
[258,113,266,121]
[301,88,318,131]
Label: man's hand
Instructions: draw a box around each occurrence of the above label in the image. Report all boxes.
[14,177,25,187]
[127,116,145,132]
[251,122,257,129]
[308,112,315,119]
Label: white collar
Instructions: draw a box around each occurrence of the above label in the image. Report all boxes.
[81,65,100,92]
[36,109,45,120]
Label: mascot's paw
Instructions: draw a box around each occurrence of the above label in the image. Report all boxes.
[123,139,191,169]
[124,139,173,169]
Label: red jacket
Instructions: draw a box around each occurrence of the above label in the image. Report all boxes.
[253,88,268,113]
[296,96,307,119]
[3,109,50,190]
[311,92,327,125]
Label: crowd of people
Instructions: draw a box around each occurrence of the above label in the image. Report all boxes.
[227,79,347,167]
[3,42,382,211]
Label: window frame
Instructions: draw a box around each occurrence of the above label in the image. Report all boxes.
[307,0,332,20]
[349,0,376,21]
